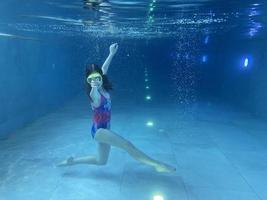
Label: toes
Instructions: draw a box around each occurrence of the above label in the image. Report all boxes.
[67,157,74,164]
[57,162,66,167]
[57,157,74,167]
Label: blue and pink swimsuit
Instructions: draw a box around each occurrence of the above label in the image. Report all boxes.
[91,93,111,138]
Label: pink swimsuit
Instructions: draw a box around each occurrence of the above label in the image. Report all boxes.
[91,93,111,138]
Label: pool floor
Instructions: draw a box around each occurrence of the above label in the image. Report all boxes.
[1,94,267,200]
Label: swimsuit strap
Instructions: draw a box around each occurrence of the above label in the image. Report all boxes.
[100,92,110,102]
[91,92,111,110]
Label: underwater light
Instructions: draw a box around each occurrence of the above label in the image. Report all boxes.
[146,121,154,127]
[244,58,249,67]
[145,78,148,82]
[153,195,164,200]
[146,95,151,100]
[202,55,208,63]
[146,86,150,89]
[204,35,209,44]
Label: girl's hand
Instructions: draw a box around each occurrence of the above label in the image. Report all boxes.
[109,43,118,55]
[90,82,98,88]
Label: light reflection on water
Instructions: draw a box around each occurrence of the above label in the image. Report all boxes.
[0,0,265,39]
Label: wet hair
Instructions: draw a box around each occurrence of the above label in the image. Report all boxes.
[85,64,113,99]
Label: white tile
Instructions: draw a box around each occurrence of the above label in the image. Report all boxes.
[121,162,187,200]
[1,96,267,200]
[172,144,253,191]
[187,186,260,200]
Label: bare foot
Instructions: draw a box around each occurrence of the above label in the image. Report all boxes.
[57,156,74,167]
[154,163,176,173]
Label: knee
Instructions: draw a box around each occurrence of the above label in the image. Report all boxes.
[96,158,108,166]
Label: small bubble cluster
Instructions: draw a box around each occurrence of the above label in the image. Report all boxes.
[169,29,201,105]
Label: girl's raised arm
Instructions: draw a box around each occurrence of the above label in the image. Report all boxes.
[101,43,118,75]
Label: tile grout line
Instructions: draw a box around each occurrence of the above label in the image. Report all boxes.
[215,144,264,200]
[207,125,264,199]
[0,153,25,188]
[166,129,190,200]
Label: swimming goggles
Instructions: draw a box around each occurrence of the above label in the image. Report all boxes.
[87,72,102,84]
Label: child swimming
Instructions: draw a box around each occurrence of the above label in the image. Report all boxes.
[84,0,110,8]
[58,43,176,173]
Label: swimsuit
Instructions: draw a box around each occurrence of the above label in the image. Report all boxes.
[90,93,111,138]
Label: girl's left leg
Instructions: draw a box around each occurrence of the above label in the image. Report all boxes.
[57,142,110,166]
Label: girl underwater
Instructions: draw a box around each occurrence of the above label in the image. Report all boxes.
[58,43,176,173]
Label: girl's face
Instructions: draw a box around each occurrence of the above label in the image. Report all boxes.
[87,72,103,88]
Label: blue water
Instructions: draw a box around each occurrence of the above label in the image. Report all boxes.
[0,0,267,200]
